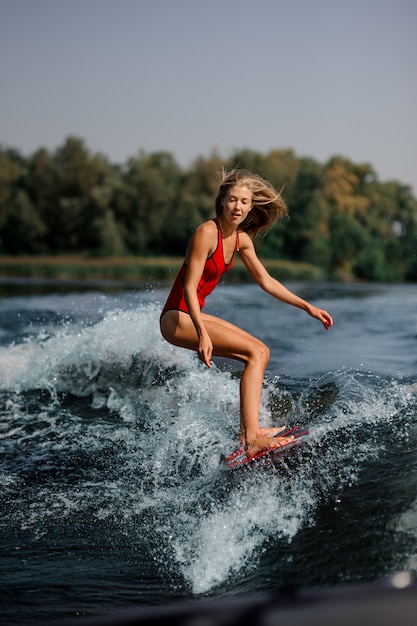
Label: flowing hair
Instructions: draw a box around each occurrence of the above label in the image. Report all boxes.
[215,168,289,238]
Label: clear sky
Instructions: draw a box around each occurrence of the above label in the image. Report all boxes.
[1,0,416,193]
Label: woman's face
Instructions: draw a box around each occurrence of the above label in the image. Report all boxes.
[221,185,252,226]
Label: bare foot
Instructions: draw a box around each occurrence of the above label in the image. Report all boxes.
[260,426,286,438]
[245,433,294,457]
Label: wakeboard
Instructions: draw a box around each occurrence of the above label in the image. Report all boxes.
[226,426,308,469]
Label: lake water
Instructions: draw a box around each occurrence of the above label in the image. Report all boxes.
[1,279,416,624]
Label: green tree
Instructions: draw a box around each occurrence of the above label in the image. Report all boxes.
[1,138,417,283]
[118,151,183,255]
[321,157,371,276]
[93,209,126,257]
[167,153,225,254]
[282,157,330,268]
[0,148,24,251]
[25,137,113,253]
[1,190,47,254]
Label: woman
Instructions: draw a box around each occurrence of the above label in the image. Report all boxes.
[160,169,333,460]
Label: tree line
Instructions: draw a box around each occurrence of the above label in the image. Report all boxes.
[1,136,416,281]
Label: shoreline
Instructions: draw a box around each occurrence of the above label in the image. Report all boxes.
[0,255,326,283]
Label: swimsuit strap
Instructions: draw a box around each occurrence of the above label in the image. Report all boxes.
[214,217,240,254]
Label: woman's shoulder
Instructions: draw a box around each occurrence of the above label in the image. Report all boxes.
[237,229,254,250]
[199,218,217,230]
[193,219,218,239]
[188,219,218,254]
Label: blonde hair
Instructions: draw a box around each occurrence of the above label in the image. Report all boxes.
[215,168,289,238]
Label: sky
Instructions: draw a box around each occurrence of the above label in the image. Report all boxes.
[1,0,416,194]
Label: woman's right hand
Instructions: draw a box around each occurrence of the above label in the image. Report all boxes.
[198,331,213,368]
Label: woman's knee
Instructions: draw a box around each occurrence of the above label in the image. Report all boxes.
[249,339,270,366]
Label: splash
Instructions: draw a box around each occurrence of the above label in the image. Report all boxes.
[1,302,416,597]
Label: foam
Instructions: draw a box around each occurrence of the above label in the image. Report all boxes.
[1,301,416,595]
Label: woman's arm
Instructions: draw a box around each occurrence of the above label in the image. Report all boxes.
[183,221,218,366]
[238,233,333,330]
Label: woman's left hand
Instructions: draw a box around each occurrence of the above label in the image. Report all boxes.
[309,306,333,330]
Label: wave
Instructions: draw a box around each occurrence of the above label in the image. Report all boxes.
[1,303,416,595]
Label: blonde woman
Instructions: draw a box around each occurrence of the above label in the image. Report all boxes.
[160,169,333,462]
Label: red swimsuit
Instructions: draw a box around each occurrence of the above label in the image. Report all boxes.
[161,218,239,316]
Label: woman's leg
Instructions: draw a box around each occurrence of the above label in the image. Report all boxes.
[160,311,293,454]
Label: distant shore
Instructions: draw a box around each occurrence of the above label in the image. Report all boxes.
[0,255,327,284]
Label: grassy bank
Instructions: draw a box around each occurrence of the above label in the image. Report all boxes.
[0,255,326,283]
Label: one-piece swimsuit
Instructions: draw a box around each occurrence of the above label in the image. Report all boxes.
[160,218,239,316]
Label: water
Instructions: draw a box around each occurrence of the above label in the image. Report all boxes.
[1,280,416,624]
